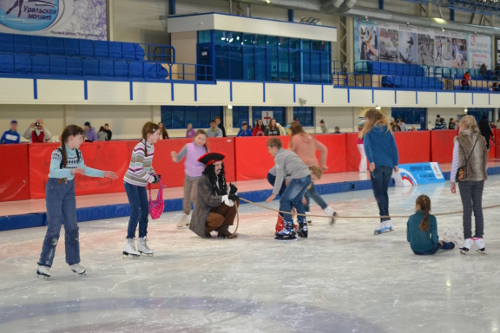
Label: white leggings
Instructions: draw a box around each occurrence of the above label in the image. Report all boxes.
[357,144,367,172]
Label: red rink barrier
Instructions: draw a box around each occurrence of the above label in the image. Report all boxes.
[346,133,362,172]
[496,129,500,158]
[430,130,457,164]
[394,131,431,164]
[0,144,30,202]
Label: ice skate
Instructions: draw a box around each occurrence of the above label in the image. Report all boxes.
[137,237,154,256]
[123,238,140,258]
[460,238,474,255]
[324,206,336,225]
[36,265,51,278]
[297,220,308,238]
[275,221,297,240]
[473,238,486,254]
[69,264,86,275]
[217,224,237,239]
[453,228,463,246]
[177,213,190,229]
[305,211,312,224]
[374,220,393,235]
[443,228,452,242]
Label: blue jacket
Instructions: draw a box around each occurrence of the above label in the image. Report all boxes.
[0,130,20,144]
[237,129,253,137]
[363,125,399,168]
[407,211,439,253]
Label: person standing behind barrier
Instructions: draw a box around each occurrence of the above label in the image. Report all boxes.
[207,120,223,138]
[361,109,399,235]
[23,118,52,142]
[171,130,208,229]
[1,119,20,144]
[158,122,169,140]
[397,117,407,132]
[104,124,112,140]
[289,123,336,224]
[477,116,494,150]
[319,120,329,134]
[450,116,488,255]
[186,123,196,138]
[357,121,367,173]
[36,125,118,278]
[253,118,266,136]
[448,118,455,130]
[265,118,280,136]
[215,116,226,137]
[84,122,97,142]
[237,121,252,137]
[122,122,161,258]
[97,126,108,141]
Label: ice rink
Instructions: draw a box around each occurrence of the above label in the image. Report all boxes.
[1,177,500,333]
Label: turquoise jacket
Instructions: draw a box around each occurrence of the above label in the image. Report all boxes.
[407,211,439,253]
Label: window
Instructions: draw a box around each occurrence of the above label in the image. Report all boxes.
[198,31,211,44]
[468,108,493,122]
[204,31,332,84]
[252,107,286,127]
[232,107,249,128]
[293,107,314,126]
[391,108,427,128]
[161,106,223,129]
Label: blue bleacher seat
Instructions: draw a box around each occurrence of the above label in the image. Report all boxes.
[417,66,425,77]
[67,58,83,76]
[83,58,99,77]
[114,61,128,78]
[158,65,168,79]
[402,64,410,76]
[388,63,397,75]
[50,56,67,76]
[408,76,416,89]
[144,63,157,79]
[32,36,48,55]
[409,64,417,76]
[0,54,14,73]
[48,38,64,56]
[80,40,95,57]
[136,44,145,60]
[33,55,50,75]
[396,64,403,76]
[402,76,409,87]
[98,59,114,77]
[129,61,143,78]
[0,34,14,53]
[13,35,31,54]
[415,77,422,89]
[15,55,31,74]
[380,62,389,75]
[64,38,80,57]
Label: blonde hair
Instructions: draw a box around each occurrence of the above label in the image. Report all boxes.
[359,109,392,139]
[458,115,480,138]
[309,166,323,180]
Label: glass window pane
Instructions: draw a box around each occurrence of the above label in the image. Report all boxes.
[230,45,243,80]
[252,107,262,122]
[290,38,300,50]
[243,47,255,80]
[186,106,198,126]
[255,47,266,81]
[291,50,301,82]
[211,107,223,123]
[198,106,211,128]
[255,34,266,46]
[214,31,227,44]
[267,36,278,47]
[243,34,254,46]
[302,51,311,82]
[268,49,278,81]
[311,52,321,83]
[215,45,229,79]
[302,39,311,51]
[278,37,289,48]
[161,106,172,128]
[172,109,185,128]
[198,31,211,44]
[279,49,289,82]
[312,40,322,51]
[228,32,242,44]
[321,52,330,83]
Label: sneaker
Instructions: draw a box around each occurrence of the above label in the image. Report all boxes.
[324,206,336,225]
[69,264,86,275]
[305,211,312,224]
[460,238,474,255]
[36,265,51,277]
[137,237,154,256]
[177,214,190,229]
[443,228,452,242]
[473,238,486,254]
[453,228,463,246]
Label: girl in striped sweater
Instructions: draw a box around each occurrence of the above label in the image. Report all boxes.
[123,122,161,258]
[37,125,117,278]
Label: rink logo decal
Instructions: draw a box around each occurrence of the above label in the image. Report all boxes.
[0,0,62,31]
[393,163,445,187]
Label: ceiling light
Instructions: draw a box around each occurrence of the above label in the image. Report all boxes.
[228,105,233,109]
[376,105,381,110]
[464,108,468,113]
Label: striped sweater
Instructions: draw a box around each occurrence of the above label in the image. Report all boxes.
[124,140,156,187]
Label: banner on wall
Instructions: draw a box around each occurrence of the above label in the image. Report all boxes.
[261,111,274,126]
[393,162,445,187]
[354,18,491,69]
[0,0,107,40]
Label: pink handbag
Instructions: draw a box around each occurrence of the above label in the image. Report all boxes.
[148,179,167,220]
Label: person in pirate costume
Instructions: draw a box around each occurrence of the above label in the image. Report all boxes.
[190,152,240,239]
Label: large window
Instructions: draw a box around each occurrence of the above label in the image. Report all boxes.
[293,107,314,126]
[232,107,249,128]
[392,108,427,129]
[161,106,223,129]
[199,31,331,84]
[468,108,493,122]
[252,107,286,126]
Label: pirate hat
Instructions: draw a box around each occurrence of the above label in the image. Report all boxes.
[198,152,226,166]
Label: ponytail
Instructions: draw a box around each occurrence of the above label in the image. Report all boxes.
[416,194,432,232]
[141,122,160,157]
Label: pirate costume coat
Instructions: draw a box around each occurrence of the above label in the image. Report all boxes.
[189,152,239,238]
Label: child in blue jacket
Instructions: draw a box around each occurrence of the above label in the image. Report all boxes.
[237,121,253,137]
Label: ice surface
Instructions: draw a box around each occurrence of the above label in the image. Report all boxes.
[1,177,500,332]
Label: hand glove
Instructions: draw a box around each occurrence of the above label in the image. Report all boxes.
[229,183,238,195]
[151,174,160,184]
[221,195,235,207]
[228,193,239,201]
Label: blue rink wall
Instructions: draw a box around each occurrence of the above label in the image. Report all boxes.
[2,168,500,232]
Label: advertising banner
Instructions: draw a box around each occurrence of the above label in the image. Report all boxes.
[0,0,107,40]
[354,18,491,69]
[393,162,445,187]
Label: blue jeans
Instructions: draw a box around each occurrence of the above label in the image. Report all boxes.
[279,174,311,222]
[414,242,455,255]
[38,179,79,267]
[124,182,149,239]
[267,173,290,216]
[370,166,393,222]
[304,183,327,212]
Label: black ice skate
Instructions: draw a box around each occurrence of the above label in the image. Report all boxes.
[275,221,297,240]
[297,220,308,238]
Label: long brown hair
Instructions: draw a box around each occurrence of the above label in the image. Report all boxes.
[289,122,309,149]
[59,125,84,184]
[255,118,266,132]
[194,129,209,152]
[416,194,432,232]
[142,122,159,157]
[268,118,277,131]
[158,122,169,139]
[359,109,392,139]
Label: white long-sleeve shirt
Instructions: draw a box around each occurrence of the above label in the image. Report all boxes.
[450,141,488,183]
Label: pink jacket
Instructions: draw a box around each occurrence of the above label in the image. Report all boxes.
[289,134,327,168]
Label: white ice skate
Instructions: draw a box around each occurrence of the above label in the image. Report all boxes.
[374,220,393,235]
[138,237,154,256]
[460,238,474,255]
[177,213,190,229]
[123,238,140,258]
[305,211,312,224]
[473,238,486,254]
[69,264,86,275]
[443,228,452,242]
[36,265,51,278]
[453,228,463,246]
[324,206,336,225]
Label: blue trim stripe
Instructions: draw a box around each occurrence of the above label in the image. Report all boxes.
[321,85,324,103]
[194,83,197,102]
[489,93,491,105]
[129,81,133,101]
[435,91,437,104]
[171,82,174,101]
[230,81,233,102]
[472,93,474,105]
[372,89,374,103]
[33,79,37,100]
[454,92,456,105]
[293,84,296,103]
[416,91,418,104]
[263,82,266,102]
[84,80,88,100]
[395,90,397,104]
[347,88,350,103]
